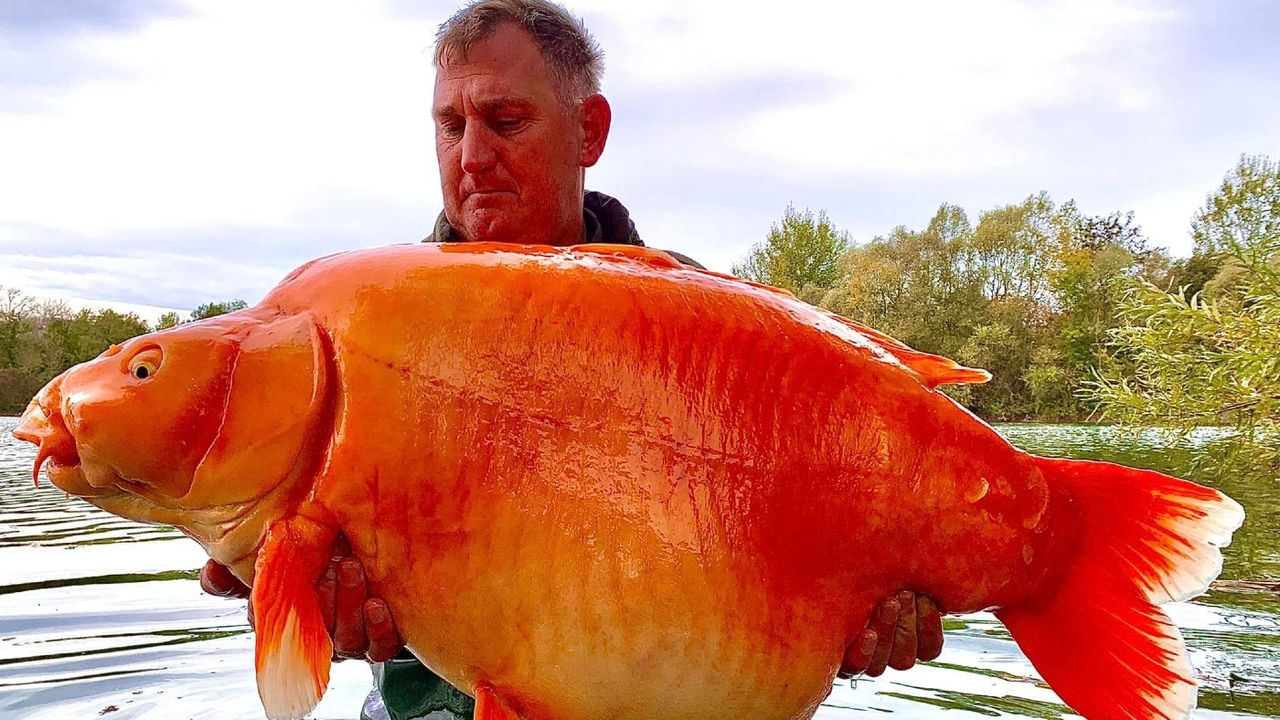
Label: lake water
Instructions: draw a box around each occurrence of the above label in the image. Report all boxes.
[1,418,1277,719]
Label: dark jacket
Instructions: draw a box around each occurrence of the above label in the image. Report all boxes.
[423,190,704,270]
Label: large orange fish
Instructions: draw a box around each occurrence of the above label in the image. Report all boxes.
[13,243,1243,720]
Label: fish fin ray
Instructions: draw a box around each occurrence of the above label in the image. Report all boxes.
[829,315,991,388]
[561,244,991,389]
[474,684,521,720]
[572,244,683,269]
[565,242,991,389]
[252,518,334,720]
[997,457,1243,720]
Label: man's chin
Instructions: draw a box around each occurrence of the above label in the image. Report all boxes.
[459,213,529,245]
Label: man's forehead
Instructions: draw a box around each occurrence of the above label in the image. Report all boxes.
[432,73,547,115]
[433,23,556,102]
[433,93,537,118]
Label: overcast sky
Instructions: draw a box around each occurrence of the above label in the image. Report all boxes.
[1,0,1277,321]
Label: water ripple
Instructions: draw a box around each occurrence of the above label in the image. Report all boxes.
[1,417,1277,718]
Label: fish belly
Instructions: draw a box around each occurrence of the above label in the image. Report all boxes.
[375,493,860,720]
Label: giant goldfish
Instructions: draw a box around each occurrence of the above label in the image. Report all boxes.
[13,243,1243,720]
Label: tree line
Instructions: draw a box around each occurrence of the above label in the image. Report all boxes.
[735,154,1278,472]
[0,298,246,414]
[4,156,1275,472]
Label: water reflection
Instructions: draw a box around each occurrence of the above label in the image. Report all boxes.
[1,417,1276,718]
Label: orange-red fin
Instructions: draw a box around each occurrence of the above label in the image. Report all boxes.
[474,684,521,720]
[252,518,335,720]
[829,315,990,388]
[998,457,1244,720]
[572,244,683,269]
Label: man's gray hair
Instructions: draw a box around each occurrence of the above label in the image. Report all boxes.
[435,0,604,104]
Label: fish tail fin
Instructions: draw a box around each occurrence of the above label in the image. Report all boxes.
[252,519,334,720]
[996,457,1243,720]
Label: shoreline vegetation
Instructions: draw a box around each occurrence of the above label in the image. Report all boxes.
[732,154,1277,474]
[4,156,1276,474]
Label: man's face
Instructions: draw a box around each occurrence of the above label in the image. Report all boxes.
[433,23,593,245]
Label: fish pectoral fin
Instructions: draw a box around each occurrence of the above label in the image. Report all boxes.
[474,684,521,720]
[251,517,335,720]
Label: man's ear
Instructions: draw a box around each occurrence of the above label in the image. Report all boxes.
[579,93,611,168]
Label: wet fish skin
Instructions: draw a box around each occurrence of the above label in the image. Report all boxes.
[14,242,1244,720]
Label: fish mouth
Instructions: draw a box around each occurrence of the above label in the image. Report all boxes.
[13,391,82,487]
[13,392,136,501]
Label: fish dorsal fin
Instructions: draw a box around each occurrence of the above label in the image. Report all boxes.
[446,242,986,389]
[829,315,991,389]
[572,244,683,269]
[569,250,987,389]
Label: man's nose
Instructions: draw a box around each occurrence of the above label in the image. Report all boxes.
[460,123,497,174]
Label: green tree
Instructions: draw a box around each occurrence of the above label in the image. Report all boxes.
[827,204,982,357]
[0,287,34,369]
[733,206,851,295]
[1164,252,1222,297]
[43,309,150,370]
[1023,345,1076,418]
[156,311,183,330]
[1191,154,1280,261]
[0,295,149,414]
[970,193,1057,307]
[818,195,1071,419]
[1088,155,1280,473]
[1086,281,1279,473]
[1047,204,1170,389]
[191,299,248,321]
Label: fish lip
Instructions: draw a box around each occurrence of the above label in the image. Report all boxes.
[14,392,82,486]
[13,400,53,485]
[12,399,48,445]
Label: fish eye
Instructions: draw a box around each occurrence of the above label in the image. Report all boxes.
[126,347,163,381]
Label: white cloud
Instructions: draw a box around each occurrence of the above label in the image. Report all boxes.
[0,0,441,237]
[586,0,1176,176]
[1,0,1278,315]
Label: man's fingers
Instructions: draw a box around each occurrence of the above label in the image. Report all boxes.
[331,557,368,660]
[838,629,879,677]
[887,590,918,671]
[199,559,250,598]
[865,595,900,677]
[331,534,352,557]
[916,595,944,662]
[364,599,403,663]
[317,561,339,637]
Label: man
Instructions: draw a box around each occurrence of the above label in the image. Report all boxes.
[201,2,944,718]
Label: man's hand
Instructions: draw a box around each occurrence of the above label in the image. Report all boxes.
[199,557,250,598]
[838,590,943,678]
[198,535,405,663]
[316,535,404,663]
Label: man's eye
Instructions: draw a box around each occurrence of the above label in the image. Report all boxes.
[439,121,464,138]
[494,117,527,133]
